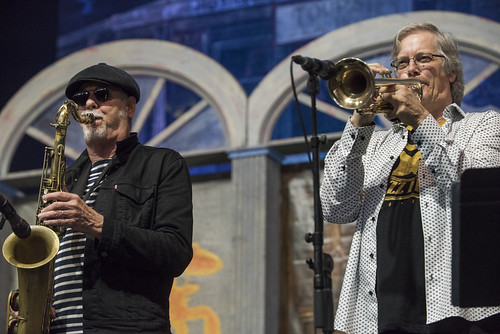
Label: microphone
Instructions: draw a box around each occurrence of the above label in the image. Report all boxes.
[292,55,338,80]
[0,194,31,239]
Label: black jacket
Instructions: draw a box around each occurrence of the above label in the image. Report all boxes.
[65,133,193,333]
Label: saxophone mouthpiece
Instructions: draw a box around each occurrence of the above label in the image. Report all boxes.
[84,113,96,123]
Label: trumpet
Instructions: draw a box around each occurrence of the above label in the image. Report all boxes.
[327,57,422,114]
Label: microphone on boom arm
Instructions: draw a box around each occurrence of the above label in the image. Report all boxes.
[292,55,337,80]
[0,194,31,239]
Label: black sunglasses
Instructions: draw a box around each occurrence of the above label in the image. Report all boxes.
[71,87,112,107]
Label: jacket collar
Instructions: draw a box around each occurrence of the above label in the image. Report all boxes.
[114,132,139,164]
[69,133,140,172]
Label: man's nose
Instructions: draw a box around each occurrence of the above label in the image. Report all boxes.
[406,58,420,76]
[85,94,99,109]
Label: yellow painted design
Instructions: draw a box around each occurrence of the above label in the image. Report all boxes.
[170,242,223,333]
[385,122,445,202]
[385,141,422,202]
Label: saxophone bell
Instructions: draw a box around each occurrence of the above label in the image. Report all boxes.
[3,226,59,334]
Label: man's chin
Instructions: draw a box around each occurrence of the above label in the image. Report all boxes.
[83,128,107,143]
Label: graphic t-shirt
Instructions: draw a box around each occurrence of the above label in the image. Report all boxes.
[376,133,428,332]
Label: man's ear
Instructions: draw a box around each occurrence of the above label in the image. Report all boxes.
[126,96,136,119]
[448,72,457,83]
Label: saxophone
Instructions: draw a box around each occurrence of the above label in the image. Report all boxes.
[2,101,94,334]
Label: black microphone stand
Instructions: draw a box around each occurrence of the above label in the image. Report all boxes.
[303,71,334,333]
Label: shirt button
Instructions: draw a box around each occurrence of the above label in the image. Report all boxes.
[101,251,108,257]
[370,253,374,259]
[417,140,422,146]
[369,291,374,296]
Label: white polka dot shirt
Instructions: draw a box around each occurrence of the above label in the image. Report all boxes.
[320,104,500,334]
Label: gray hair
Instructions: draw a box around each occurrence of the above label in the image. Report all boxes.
[391,23,464,105]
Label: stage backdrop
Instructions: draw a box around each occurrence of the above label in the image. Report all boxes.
[1,1,499,333]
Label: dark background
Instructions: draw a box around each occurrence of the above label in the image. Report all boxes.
[0,1,58,111]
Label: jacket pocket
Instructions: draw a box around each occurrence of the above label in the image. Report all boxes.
[114,183,156,228]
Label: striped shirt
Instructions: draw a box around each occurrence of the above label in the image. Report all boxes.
[50,159,110,333]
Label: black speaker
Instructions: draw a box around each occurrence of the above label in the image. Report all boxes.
[452,168,500,307]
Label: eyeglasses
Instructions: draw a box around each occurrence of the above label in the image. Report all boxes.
[391,53,445,71]
[71,87,112,107]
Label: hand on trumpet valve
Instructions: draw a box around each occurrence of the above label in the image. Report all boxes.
[369,63,392,77]
[377,83,430,128]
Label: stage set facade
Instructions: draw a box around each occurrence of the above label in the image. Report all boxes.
[1,1,499,333]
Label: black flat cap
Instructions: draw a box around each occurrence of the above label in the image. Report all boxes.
[65,63,140,102]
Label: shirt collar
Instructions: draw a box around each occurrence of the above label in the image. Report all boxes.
[391,103,465,132]
[443,103,466,121]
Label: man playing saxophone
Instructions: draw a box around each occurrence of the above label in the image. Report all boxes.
[37,63,193,333]
[320,23,500,333]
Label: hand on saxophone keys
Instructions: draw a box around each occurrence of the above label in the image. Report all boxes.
[37,191,104,239]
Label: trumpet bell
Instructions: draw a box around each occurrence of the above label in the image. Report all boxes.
[327,58,375,110]
[327,57,423,114]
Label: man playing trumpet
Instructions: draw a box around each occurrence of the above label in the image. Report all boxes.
[320,23,500,333]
